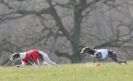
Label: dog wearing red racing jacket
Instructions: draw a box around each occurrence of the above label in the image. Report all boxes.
[10,49,56,67]
[22,49,39,65]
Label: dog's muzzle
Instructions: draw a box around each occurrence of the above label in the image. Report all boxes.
[9,60,13,63]
[9,58,14,62]
[80,52,86,58]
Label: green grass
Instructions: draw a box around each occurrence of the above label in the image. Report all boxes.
[0,61,133,81]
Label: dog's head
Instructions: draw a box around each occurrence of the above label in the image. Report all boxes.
[10,53,20,62]
[80,47,92,55]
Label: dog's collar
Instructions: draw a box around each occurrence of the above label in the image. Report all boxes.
[88,49,96,55]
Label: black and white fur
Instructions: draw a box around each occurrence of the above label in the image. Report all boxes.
[80,47,127,64]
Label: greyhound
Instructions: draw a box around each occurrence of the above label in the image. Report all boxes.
[80,47,127,64]
[10,49,56,67]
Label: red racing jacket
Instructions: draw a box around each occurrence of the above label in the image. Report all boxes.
[22,49,39,64]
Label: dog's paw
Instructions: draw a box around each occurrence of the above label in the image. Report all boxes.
[43,61,48,65]
[16,65,21,68]
[124,61,127,64]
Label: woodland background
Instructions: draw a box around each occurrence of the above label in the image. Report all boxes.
[0,0,133,65]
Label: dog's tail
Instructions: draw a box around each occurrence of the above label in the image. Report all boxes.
[37,50,56,65]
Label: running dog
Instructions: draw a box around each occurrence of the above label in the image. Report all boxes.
[10,49,56,67]
[80,47,127,64]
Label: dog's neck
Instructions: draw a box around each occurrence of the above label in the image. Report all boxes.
[19,52,26,59]
[88,49,96,55]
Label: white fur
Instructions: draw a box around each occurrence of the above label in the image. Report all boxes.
[37,50,56,65]
[20,52,26,59]
[80,48,86,54]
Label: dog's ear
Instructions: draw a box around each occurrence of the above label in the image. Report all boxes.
[79,45,85,50]
[10,53,20,61]
[14,53,20,58]
[86,47,91,51]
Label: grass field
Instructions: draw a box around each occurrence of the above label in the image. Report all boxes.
[0,61,133,81]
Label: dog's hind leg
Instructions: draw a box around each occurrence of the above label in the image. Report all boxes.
[38,50,56,65]
[108,50,127,64]
[119,60,127,64]
[123,60,127,64]
[117,60,127,64]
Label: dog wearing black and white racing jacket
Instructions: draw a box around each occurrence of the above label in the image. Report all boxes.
[80,47,127,64]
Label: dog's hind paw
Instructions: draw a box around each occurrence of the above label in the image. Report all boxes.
[123,61,127,64]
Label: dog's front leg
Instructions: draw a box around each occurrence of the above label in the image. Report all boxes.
[37,59,40,65]
[27,60,38,67]
[93,57,96,63]
[16,61,25,68]
[16,65,24,68]
[91,55,96,63]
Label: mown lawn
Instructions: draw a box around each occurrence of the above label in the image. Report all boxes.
[0,61,133,81]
